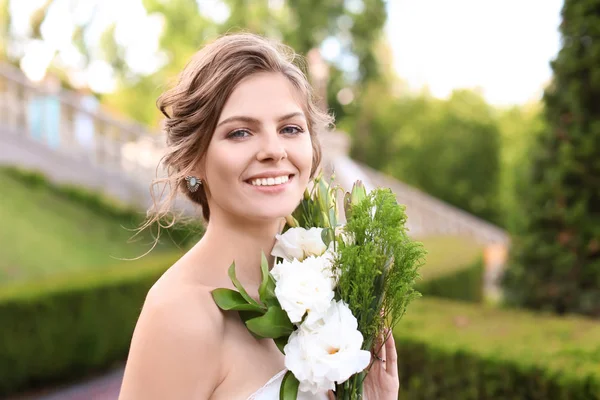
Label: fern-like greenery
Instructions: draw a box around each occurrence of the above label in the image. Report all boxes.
[337,188,425,344]
[334,188,426,398]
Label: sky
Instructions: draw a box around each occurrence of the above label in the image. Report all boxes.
[10,0,564,106]
[385,0,563,105]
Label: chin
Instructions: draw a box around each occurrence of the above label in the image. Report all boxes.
[248,206,297,222]
[238,199,299,223]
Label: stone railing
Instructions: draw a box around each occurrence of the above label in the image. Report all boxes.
[0,62,166,208]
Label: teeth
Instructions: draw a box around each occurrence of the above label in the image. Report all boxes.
[250,175,289,186]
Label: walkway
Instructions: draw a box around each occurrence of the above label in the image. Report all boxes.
[8,368,124,400]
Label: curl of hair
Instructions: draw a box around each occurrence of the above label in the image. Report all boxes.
[141,32,334,235]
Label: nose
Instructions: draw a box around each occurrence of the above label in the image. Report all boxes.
[256,131,287,162]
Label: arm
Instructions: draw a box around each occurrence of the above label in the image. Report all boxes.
[118,287,223,400]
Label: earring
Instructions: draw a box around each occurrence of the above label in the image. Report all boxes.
[185,176,202,193]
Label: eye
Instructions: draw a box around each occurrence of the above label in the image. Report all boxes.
[281,125,304,135]
[227,129,251,139]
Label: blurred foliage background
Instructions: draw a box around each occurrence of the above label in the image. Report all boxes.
[1,0,599,398]
[0,0,547,229]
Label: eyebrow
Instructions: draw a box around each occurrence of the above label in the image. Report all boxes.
[216,112,306,128]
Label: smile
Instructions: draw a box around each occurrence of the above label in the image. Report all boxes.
[249,175,291,186]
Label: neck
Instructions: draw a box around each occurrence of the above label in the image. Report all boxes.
[194,210,284,289]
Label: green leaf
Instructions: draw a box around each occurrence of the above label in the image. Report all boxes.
[321,227,333,248]
[280,371,300,400]
[238,310,264,324]
[321,210,330,228]
[211,289,265,312]
[246,306,294,338]
[274,335,288,354]
[329,207,338,231]
[238,310,266,339]
[259,252,278,307]
[317,178,331,212]
[292,199,309,227]
[228,262,260,306]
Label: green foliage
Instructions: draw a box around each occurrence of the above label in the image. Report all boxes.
[336,188,426,342]
[346,87,503,225]
[0,166,203,284]
[245,307,293,339]
[394,298,600,399]
[291,174,338,231]
[0,252,180,397]
[7,0,389,127]
[281,371,301,400]
[0,0,9,61]
[496,103,547,233]
[280,182,425,399]
[502,1,600,317]
[212,254,292,344]
[211,289,264,312]
[416,257,484,303]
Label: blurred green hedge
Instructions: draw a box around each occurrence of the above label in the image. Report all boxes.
[416,257,484,303]
[2,254,599,399]
[395,298,600,399]
[0,253,178,397]
[1,166,204,249]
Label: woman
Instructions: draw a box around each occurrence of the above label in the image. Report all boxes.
[118,33,399,400]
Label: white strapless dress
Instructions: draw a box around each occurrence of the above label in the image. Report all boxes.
[247,370,329,400]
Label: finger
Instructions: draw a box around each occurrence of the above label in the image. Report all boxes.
[376,330,387,371]
[385,330,398,378]
[327,390,335,400]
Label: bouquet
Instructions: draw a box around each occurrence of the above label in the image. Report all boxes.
[212,175,426,399]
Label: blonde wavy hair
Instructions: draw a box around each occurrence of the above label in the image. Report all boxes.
[143,32,333,234]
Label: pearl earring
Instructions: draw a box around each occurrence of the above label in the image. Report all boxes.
[185,176,202,192]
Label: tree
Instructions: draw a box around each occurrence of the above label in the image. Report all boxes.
[0,0,9,62]
[496,102,546,233]
[502,0,600,317]
[343,87,503,224]
[1,0,389,127]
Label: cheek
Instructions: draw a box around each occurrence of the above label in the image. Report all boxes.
[295,135,315,174]
[204,145,243,188]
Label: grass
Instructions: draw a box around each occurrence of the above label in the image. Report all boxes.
[418,235,484,280]
[0,169,185,285]
[1,163,483,286]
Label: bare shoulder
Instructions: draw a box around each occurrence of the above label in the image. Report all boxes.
[119,265,225,400]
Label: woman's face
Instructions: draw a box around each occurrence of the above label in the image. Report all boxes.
[202,72,314,223]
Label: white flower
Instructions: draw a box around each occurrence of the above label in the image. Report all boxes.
[271,255,336,324]
[284,300,371,395]
[272,227,327,262]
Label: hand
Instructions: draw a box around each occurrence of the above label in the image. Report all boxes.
[326,330,399,400]
[363,329,399,400]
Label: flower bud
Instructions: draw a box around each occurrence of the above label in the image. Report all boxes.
[304,188,311,200]
[350,180,367,207]
[285,214,299,228]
